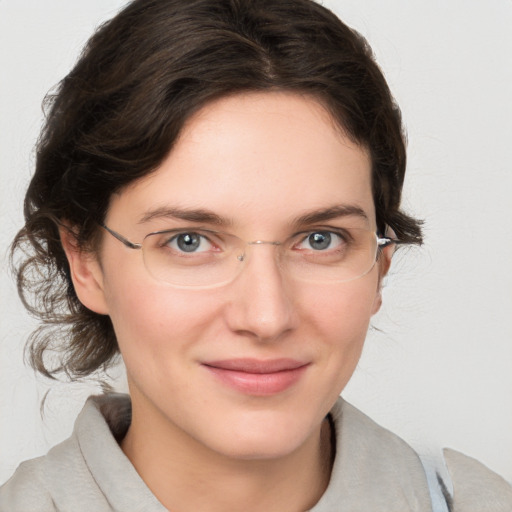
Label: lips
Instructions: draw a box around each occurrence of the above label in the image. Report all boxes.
[202,358,309,396]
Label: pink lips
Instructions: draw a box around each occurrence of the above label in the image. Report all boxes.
[202,358,309,396]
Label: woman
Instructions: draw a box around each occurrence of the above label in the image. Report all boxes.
[1,1,511,510]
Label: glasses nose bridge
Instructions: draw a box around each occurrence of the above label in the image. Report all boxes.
[236,239,283,263]
[247,239,282,247]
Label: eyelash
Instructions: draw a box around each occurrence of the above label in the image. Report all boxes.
[156,226,353,251]
[296,227,351,239]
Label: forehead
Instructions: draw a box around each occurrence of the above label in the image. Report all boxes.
[108,92,375,232]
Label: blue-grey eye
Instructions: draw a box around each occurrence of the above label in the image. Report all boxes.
[168,232,211,253]
[178,233,200,252]
[308,232,332,250]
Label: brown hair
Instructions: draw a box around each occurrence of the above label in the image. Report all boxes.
[12,0,422,380]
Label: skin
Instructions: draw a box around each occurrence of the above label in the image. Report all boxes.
[63,92,391,512]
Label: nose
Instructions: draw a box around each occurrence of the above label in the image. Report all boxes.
[225,244,298,342]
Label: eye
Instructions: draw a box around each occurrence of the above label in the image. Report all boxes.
[296,231,345,251]
[167,232,213,253]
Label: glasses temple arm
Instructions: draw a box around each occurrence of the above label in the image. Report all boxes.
[377,236,404,248]
[101,224,142,249]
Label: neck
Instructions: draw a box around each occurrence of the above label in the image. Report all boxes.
[121,395,333,512]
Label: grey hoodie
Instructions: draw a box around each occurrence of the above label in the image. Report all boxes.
[1,394,511,511]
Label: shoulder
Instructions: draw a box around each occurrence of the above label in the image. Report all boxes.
[0,395,117,512]
[443,448,512,512]
[335,399,430,483]
[336,399,422,461]
[0,418,110,512]
[0,394,165,512]
[0,456,55,512]
[334,400,512,511]
[313,398,434,511]
[331,399,512,512]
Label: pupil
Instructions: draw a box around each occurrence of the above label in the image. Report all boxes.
[177,233,200,252]
[309,232,331,250]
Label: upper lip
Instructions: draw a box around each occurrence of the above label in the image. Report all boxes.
[203,358,309,374]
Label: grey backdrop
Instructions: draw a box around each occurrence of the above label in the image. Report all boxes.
[1,0,511,484]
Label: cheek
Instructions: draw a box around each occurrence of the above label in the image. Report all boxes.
[283,274,380,415]
[102,269,222,370]
[304,273,380,339]
[302,274,380,381]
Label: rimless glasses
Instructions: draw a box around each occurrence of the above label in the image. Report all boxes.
[101,224,399,289]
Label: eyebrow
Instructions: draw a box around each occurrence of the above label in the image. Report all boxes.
[139,206,232,227]
[139,204,369,229]
[292,205,369,228]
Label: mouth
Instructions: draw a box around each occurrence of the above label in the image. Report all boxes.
[202,358,310,396]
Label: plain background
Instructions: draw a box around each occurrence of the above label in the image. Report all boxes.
[1,0,511,486]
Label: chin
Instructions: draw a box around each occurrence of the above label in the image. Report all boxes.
[202,409,320,461]
[212,436,306,461]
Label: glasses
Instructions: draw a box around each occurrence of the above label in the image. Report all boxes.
[101,223,398,288]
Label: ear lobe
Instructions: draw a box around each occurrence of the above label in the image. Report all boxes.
[378,243,394,277]
[372,243,394,315]
[59,225,109,315]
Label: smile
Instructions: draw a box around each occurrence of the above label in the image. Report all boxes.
[202,358,310,396]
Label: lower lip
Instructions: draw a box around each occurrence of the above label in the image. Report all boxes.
[203,365,309,396]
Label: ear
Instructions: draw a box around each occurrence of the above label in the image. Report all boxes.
[371,242,394,315]
[59,225,109,315]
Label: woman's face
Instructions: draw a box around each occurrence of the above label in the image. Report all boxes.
[76,92,388,460]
